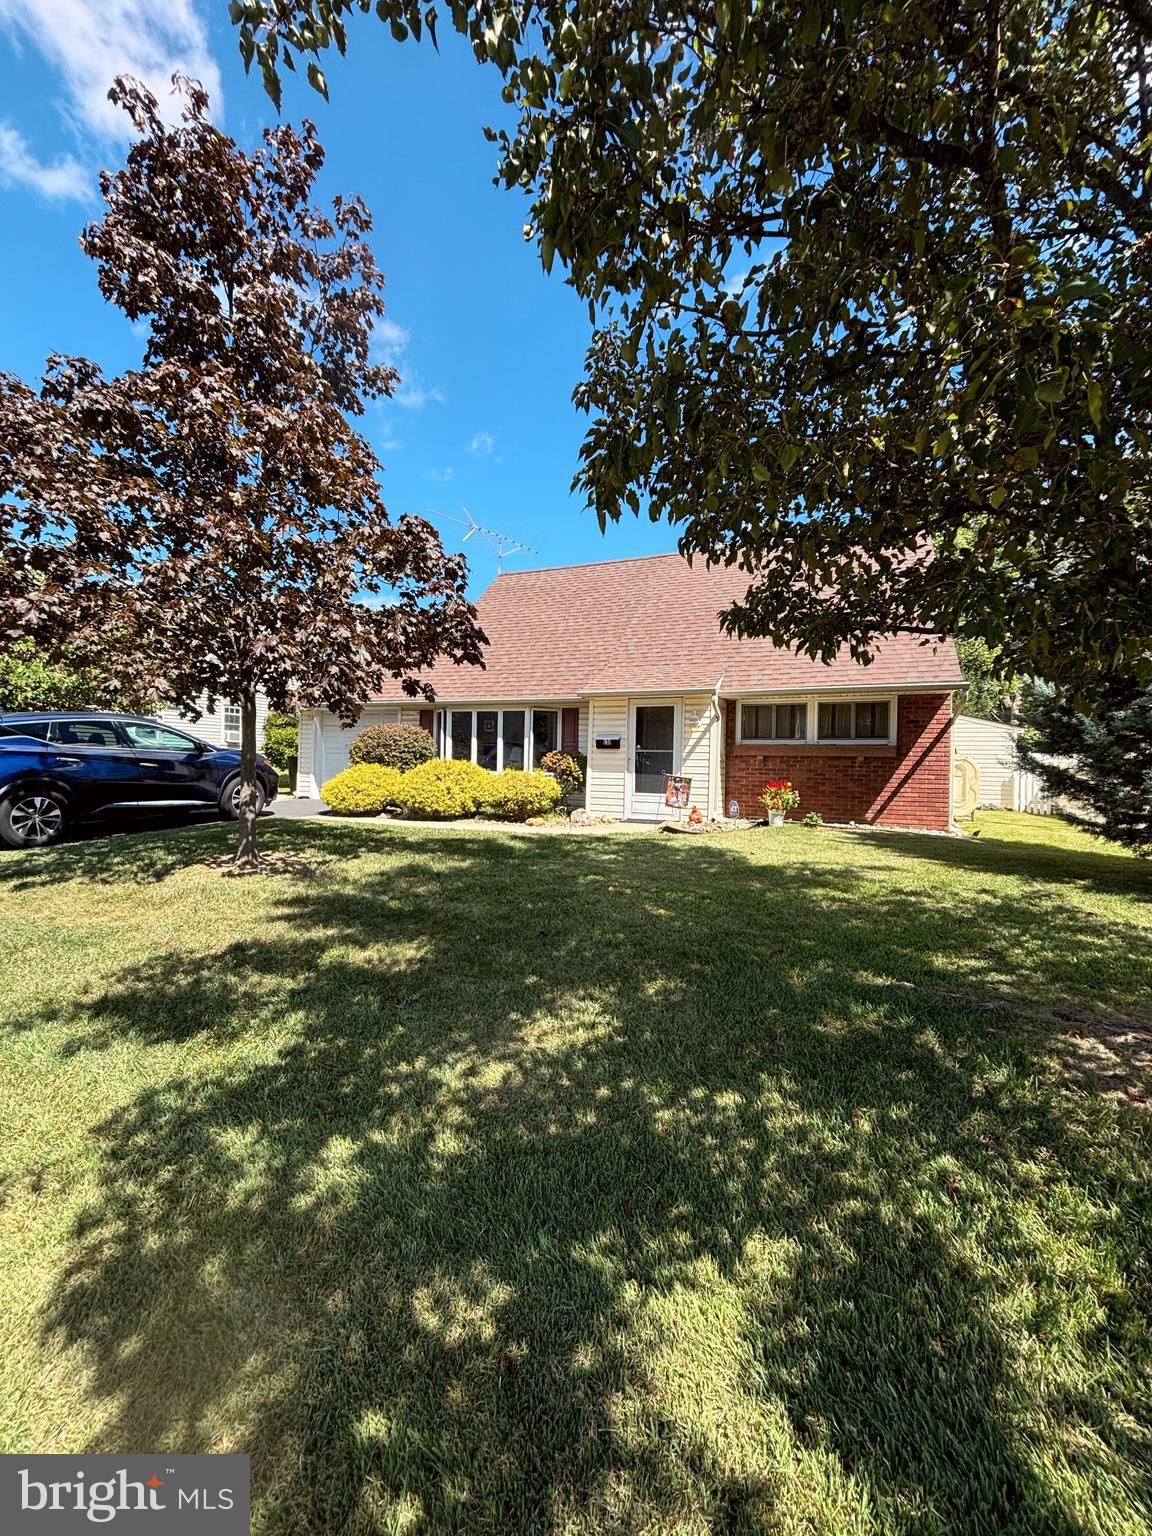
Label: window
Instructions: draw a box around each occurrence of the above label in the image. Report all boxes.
[443,705,569,769]
[50,719,127,748]
[477,710,499,771]
[0,719,52,741]
[120,721,200,751]
[502,710,526,769]
[532,709,558,765]
[740,702,807,742]
[450,711,473,761]
[223,705,241,743]
[817,699,891,742]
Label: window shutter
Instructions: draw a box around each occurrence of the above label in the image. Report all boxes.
[419,709,434,734]
[561,707,579,755]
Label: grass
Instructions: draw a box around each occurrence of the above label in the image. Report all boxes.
[0,809,1150,1535]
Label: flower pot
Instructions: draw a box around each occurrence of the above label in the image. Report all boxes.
[768,810,785,826]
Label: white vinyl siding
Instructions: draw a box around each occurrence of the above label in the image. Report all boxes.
[586,697,628,818]
[298,710,316,796]
[680,693,718,819]
[954,716,1020,807]
[158,691,271,750]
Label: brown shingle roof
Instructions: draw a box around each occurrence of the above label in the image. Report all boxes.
[372,553,964,702]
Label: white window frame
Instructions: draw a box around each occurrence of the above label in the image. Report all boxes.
[735,692,897,747]
[736,697,810,746]
[439,704,565,770]
[223,704,242,745]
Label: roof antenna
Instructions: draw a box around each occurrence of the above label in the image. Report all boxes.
[428,506,538,574]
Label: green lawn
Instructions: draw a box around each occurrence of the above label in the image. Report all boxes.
[1,811,1150,1535]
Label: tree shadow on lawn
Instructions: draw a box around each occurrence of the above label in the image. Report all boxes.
[34,831,1152,1534]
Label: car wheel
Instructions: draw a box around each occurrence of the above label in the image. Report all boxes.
[219,775,267,820]
[0,789,69,849]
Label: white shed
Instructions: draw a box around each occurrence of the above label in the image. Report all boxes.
[953,716,1019,806]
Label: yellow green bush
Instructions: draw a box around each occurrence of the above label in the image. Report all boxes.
[395,758,492,820]
[320,763,405,816]
[483,769,564,821]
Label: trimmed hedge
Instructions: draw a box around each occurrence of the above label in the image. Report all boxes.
[349,721,435,771]
[396,758,492,820]
[484,769,563,821]
[320,763,405,816]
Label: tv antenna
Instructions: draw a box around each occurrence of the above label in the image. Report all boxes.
[429,507,539,573]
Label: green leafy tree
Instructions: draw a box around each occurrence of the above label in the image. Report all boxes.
[956,639,1018,721]
[1017,682,1152,855]
[0,77,482,867]
[238,0,1151,693]
[0,640,142,713]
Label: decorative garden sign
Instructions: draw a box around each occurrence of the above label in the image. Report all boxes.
[664,774,692,809]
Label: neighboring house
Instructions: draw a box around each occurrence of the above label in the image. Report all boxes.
[158,692,272,750]
[297,554,966,829]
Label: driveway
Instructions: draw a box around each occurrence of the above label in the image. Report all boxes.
[267,796,328,819]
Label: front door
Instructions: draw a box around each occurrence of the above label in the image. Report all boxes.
[629,702,679,819]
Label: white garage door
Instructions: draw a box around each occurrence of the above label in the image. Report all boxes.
[316,708,401,787]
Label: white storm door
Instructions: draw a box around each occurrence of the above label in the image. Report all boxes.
[628,701,680,819]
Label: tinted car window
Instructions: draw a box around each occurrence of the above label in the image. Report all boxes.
[0,720,53,740]
[120,721,200,751]
[51,720,125,748]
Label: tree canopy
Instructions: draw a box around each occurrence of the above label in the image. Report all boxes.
[236,0,1151,695]
[0,76,483,864]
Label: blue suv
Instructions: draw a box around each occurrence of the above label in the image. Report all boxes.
[0,712,279,849]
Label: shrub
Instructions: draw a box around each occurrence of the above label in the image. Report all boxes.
[538,749,584,797]
[321,763,405,816]
[802,810,823,828]
[261,709,298,769]
[349,721,435,771]
[396,758,491,820]
[483,769,563,822]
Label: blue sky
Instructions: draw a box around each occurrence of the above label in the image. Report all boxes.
[0,0,677,597]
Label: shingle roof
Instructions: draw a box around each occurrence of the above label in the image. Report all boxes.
[372,553,964,702]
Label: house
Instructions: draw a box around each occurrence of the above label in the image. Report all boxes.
[157,691,272,750]
[297,553,966,830]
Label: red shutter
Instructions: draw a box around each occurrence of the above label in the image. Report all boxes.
[419,709,434,734]
[561,707,579,755]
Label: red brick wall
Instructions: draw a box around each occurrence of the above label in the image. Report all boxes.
[723,694,954,830]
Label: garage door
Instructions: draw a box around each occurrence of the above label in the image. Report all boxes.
[316,708,401,787]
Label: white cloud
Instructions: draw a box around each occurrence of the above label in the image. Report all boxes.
[428,466,454,482]
[369,313,443,410]
[469,430,495,456]
[394,379,445,410]
[0,0,223,140]
[0,121,86,200]
[369,315,410,369]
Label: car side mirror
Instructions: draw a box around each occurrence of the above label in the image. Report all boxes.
[196,740,211,754]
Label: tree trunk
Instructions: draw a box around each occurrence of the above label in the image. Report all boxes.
[233,686,261,870]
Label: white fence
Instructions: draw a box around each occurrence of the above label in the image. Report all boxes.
[1000,768,1062,814]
